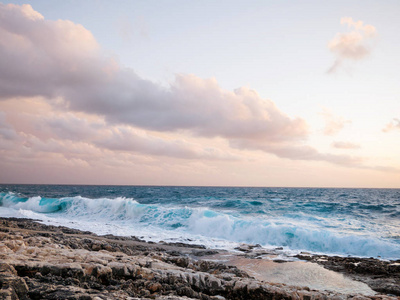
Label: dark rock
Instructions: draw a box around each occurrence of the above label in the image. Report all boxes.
[177,286,197,298]
[166,242,206,249]
[167,257,190,268]
[273,259,288,263]
[166,250,183,257]
[147,282,163,293]
[192,250,219,257]
[0,263,29,299]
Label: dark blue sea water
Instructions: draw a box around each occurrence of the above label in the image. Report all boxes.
[0,185,399,259]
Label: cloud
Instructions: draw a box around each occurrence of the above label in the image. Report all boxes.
[332,141,360,149]
[44,113,103,141]
[0,4,303,142]
[382,118,400,132]
[327,17,377,73]
[0,3,101,99]
[320,108,351,136]
[0,99,238,162]
[95,126,239,160]
[0,4,309,156]
[230,139,362,167]
[0,4,389,171]
[0,112,19,140]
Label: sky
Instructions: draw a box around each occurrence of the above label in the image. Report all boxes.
[0,1,399,188]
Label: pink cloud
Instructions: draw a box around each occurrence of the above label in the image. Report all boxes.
[332,141,361,149]
[0,4,389,171]
[95,126,239,160]
[230,139,362,167]
[0,4,310,158]
[320,108,351,136]
[382,118,400,132]
[0,4,305,143]
[0,112,19,140]
[0,99,239,162]
[327,17,377,73]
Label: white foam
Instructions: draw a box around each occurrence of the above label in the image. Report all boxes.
[1,192,399,259]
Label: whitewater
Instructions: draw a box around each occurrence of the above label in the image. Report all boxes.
[0,185,399,260]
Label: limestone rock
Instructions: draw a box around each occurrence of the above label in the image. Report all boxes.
[0,218,398,300]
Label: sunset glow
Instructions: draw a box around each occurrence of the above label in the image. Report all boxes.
[1,1,399,187]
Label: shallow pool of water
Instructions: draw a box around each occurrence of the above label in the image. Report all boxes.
[217,255,375,296]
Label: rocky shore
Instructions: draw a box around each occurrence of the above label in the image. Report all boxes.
[0,218,398,300]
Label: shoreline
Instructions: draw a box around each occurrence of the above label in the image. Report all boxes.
[0,217,398,299]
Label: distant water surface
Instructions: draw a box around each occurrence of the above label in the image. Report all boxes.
[0,185,399,259]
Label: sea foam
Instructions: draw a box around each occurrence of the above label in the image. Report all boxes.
[0,189,399,259]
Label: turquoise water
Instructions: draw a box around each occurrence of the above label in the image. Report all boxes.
[0,185,399,259]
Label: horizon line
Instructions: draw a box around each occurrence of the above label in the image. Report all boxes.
[0,183,398,190]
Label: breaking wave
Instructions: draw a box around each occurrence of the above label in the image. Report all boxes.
[1,191,399,259]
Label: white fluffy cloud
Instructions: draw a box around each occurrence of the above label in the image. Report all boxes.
[327,17,377,73]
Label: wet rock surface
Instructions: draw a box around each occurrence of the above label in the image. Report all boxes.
[0,218,397,300]
[295,254,400,297]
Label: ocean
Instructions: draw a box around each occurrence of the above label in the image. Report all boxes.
[0,185,399,260]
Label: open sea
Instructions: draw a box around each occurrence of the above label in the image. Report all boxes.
[0,185,399,260]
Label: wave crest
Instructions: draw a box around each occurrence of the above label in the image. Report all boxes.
[1,192,399,259]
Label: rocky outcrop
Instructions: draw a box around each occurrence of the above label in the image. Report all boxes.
[0,263,28,300]
[0,218,397,300]
[296,254,400,297]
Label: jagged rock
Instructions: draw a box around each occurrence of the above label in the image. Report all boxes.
[0,218,398,300]
[168,256,190,268]
[0,263,28,300]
